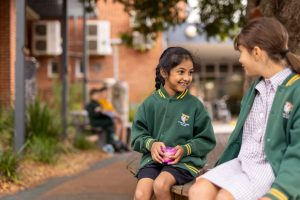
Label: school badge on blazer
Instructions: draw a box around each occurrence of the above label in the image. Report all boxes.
[178,113,190,127]
[283,101,293,119]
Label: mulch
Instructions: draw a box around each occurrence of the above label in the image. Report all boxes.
[0,149,110,197]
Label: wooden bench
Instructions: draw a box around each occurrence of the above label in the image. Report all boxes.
[126,133,230,199]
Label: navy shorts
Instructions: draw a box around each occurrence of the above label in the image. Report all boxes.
[137,163,194,185]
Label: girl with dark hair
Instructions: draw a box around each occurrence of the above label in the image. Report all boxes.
[131,46,216,200]
[189,17,300,200]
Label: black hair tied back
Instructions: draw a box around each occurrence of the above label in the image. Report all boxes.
[280,49,289,58]
[155,65,164,90]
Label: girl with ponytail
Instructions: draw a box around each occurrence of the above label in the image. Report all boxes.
[189,17,300,200]
[131,47,216,200]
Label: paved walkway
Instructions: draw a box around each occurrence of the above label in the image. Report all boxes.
[1,121,234,200]
[1,153,137,200]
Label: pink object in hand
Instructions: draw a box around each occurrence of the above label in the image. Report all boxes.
[161,146,177,164]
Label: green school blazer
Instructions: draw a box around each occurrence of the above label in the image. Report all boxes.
[216,72,300,200]
[131,86,216,177]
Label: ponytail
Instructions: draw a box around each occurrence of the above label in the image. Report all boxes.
[286,51,300,73]
[155,65,164,90]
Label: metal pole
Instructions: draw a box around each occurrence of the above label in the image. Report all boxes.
[61,0,69,139]
[14,0,26,152]
[83,1,89,105]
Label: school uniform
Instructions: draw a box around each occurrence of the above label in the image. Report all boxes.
[203,69,300,200]
[131,85,216,180]
[85,100,114,144]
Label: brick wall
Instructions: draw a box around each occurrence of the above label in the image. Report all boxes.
[94,0,163,103]
[0,0,15,105]
[33,0,163,105]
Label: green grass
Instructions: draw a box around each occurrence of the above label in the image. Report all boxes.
[28,136,60,164]
[73,134,95,150]
[26,100,61,140]
[0,150,20,181]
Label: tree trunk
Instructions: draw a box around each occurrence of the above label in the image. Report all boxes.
[259,0,300,53]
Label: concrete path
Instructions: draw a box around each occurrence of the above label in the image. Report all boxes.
[1,152,137,200]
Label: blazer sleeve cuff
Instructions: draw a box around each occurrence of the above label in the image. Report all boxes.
[145,138,156,151]
[264,187,288,200]
[180,143,192,157]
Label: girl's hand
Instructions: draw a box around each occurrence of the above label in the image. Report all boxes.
[259,198,271,200]
[168,146,184,165]
[151,142,165,164]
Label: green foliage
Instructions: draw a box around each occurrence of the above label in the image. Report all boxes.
[68,82,84,111]
[119,0,186,33]
[28,136,60,164]
[118,0,187,51]
[0,150,20,181]
[50,79,83,112]
[0,107,14,150]
[198,0,246,40]
[26,100,61,140]
[73,134,95,150]
[99,0,246,48]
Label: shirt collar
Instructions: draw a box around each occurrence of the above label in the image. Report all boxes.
[255,68,292,93]
[158,84,189,100]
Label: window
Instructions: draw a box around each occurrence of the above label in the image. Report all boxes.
[219,63,228,73]
[233,63,243,73]
[205,64,215,73]
[75,60,84,78]
[47,60,59,78]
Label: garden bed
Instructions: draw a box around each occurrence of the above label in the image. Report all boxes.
[0,149,109,197]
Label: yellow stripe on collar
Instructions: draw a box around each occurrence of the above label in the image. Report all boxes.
[158,90,166,98]
[285,74,300,86]
[269,188,288,200]
[177,90,188,99]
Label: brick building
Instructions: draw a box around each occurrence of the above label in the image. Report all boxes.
[0,0,163,107]
[0,0,16,104]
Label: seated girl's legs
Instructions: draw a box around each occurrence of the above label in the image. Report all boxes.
[216,189,235,200]
[189,178,220,200]
[153,171,176,200]
[113,117,123,140]
[134,178,154,200]
[97,117,115,144]
[113,116,127,145]
[189,177,235,200]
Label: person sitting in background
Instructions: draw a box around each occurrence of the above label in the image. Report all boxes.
[85,88,128,153]
[85,88,115,152]
[98,86,128,147]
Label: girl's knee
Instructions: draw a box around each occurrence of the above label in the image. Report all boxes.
[188,178,219,199]
[153,178,171,193]
[134,189,151,200]
[189,179,206,196]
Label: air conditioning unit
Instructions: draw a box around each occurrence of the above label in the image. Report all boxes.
[32,21,62,56]
[87,20,112,55]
